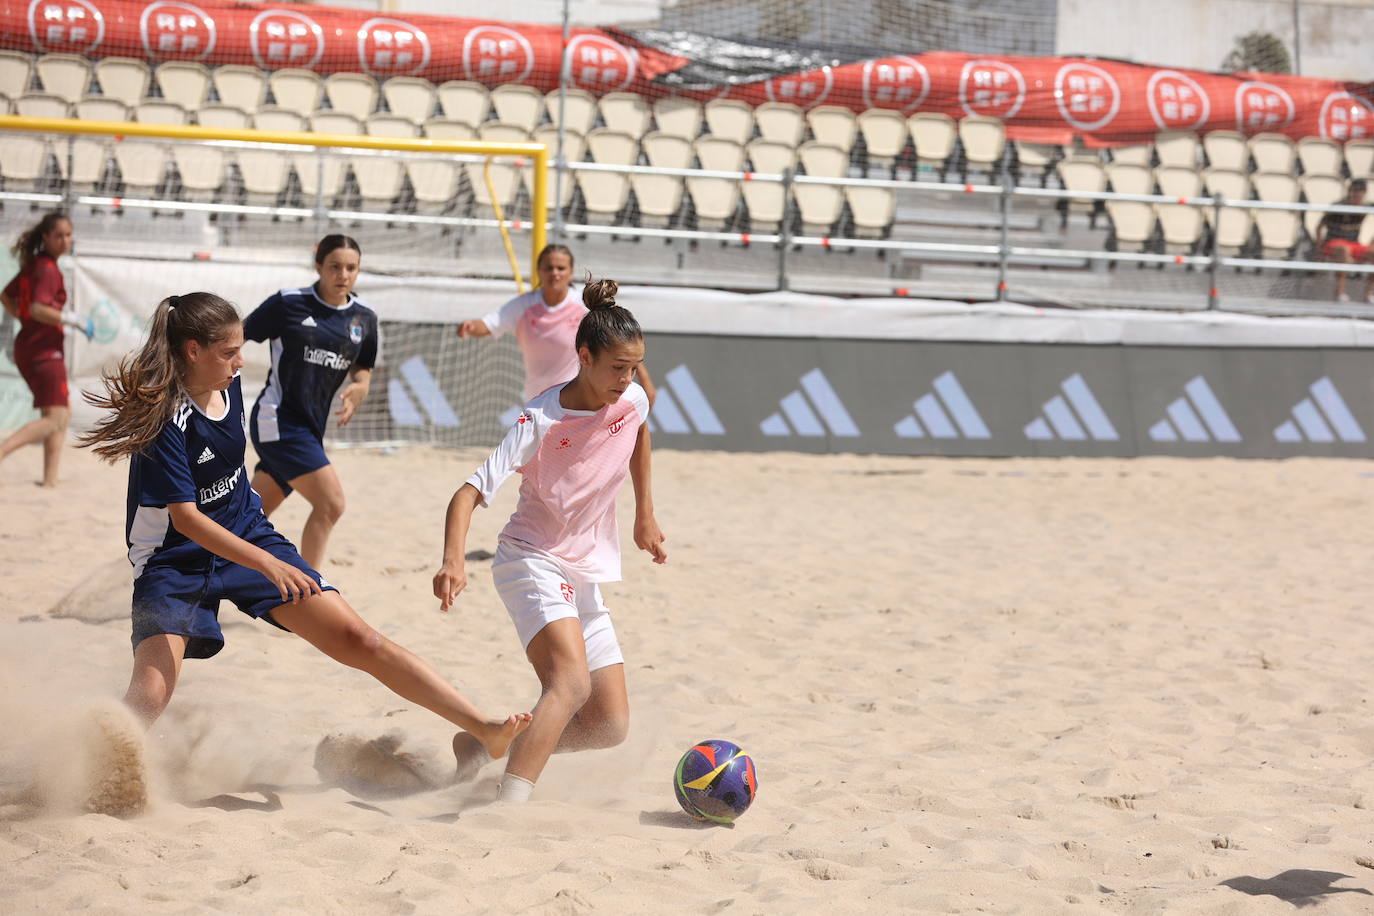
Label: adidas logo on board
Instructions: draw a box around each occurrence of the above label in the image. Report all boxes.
[760,369,859,438]
[894,371,990,439]
[1024,373,1119,442]
[1148,376,1242,443]
[1274,377,1366,443]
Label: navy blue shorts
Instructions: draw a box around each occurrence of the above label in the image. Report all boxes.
[131,520,337,659]
[250,404,329,497]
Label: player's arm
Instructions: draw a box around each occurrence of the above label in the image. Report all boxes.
[166,502,321,603]
[434,483,482,610]
[336,367,372,427]
[629,422,667,564]
[457,319,492,338]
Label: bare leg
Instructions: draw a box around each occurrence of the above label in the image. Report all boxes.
[451,667,626,781]
[39,405,69,487]
[286,464,346,569]
[124,633,189,725]
[0,405,68,481]
[1332,247,1352,300]
[272,592,531,758]
[251,468,288,516]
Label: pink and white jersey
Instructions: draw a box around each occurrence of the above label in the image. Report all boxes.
[467,381,650,582]
[482,288,587,400]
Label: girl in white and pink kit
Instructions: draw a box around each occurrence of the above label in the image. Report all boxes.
[434,277,667,803]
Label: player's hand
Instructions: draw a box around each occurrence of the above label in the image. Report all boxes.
[261,558,323,604]
[336,383,366,426]
[81,316,95,340]
[634,514,667,565]
[457,320,488,339]
[433,562,468,611]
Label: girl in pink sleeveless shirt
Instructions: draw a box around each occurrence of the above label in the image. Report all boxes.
[435,277,666,803]
[457,245,655,403]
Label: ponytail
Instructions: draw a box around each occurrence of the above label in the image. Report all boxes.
[575,275,642,357]
[12,210,70,271]
[80,292,241,461]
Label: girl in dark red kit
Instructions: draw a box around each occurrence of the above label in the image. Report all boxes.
[0,211,94,486]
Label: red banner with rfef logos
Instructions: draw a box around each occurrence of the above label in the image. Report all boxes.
[7,1,1372,145]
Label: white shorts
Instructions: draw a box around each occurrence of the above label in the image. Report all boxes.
[491,541,624,672]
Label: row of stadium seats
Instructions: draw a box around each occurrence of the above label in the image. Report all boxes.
[5,50,1374,185]
[1103,199,1374,258]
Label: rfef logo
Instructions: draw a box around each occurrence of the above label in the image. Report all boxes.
[249,9,324,70]
[140,1,216,61]
[463,25,535,83]
[959,59,1026,119]
[862,56,929,112]
[357,17,431,77]
[1146,70,1210,130]
[565,34,636,92]
[28,0,105,55]
[765,66,834,109]
[1055,62,1120,132]
[560,583,575,602]
[1319,92,1374,142]
[1235,81,1295,132]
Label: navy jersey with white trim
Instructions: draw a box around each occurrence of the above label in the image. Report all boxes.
[126,375,264,576]
[244,284,380,440]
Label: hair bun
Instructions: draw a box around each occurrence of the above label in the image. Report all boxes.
[581,276,619,310]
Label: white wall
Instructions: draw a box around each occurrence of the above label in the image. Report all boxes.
[1057,0,1374,80]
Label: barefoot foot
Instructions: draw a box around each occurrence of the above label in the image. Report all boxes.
[473,713,533,761]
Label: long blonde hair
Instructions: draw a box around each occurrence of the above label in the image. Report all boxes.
[80,292,241,461]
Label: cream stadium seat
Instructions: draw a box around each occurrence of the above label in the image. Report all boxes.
[135,99,188,125]
[411,119,476,212]
[1346,139,1374,179]
[212,65,267,114]
[1296,136,1342,178]
[586,128,638,166]
[1155,165,1203,199]
[75,95,128,122]
[694,135,744,172]
[1154,130,1200,168]
[908,112,956,176]
[253,106,306,133]
[856,108,906,174]
[741,140,795,234]
[687,135,744,231]
[1105,162,1154,196]
[1111,144,1153,166]
[1056,157,1106,215]
[324,72,379,121]
[1205,206,1253,256]
[703,98,754,145]
[1202,167,1250,202]
[1248,132,1296,175]
[529,124,582,213]
[297,112,359,205]
[1156,203,1204,253]
[93,58,150,108]
[476,121,528,143]
[806,105,858,153]
[1251,206,1301,258]
[381,77,436,124]
[1300,173,1345,238]
[577,168,631,224]
[1105,200,1155,251]
[0,50,33,99]
[16,91,69,119]
[436,80,490,127]
[632,131,690,228]
[267,68,324,118]
[356,114,417,209]
[958,115,1006,178]
[156,61,211,111]
[845,185,896,238]
[467,122,525,211]
[599,91,652,138]
[240,109,301,204]
[35,53,89,104]
[544,87,597,135]
[1253,171,1299,204]
[113,137,169,198]
[173,139,228,201]
[423,117,477,141]
[490,83,543,134]
[755,102,806,147]
[792,183,843,235]
[67,133,110,193]
[652,96,703,142]
[309,111,361,136]
[1014,142,1056,184]
[196,103,250,130]
[1202,130,1248,171]
[797,140,847,179]
[641,131,691,170]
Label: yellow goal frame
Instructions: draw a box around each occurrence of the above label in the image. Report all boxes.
[0,115,548,281]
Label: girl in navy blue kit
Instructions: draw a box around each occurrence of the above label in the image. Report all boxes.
[244,234,377,569]
[80,292,531,757]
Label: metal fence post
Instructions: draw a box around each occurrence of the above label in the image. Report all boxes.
[996,148,1012,301]
[1208,193,1223,310]
[63,134,75,212]
[552,0,570,243]
[777,168,794,291]
[314,148,327,239]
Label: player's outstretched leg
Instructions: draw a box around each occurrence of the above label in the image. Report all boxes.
[272,592,531,758]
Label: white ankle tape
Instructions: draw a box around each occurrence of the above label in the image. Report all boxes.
[497,773,535,803]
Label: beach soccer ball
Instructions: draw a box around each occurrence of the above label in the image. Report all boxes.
[673,739,757,823]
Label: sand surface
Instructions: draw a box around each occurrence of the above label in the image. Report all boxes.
[3,443,1374,913]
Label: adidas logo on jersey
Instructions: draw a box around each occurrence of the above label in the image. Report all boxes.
[760,369,859,438]
[647,365,725,436]
[1148,376,1241,443]
[196,447,215,464]
[301,315,318,327]
[894,371,991,439]
[1024,373,1119,442]
[1274,377,1366,443]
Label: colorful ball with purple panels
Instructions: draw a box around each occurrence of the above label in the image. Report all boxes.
[673,739,757,823]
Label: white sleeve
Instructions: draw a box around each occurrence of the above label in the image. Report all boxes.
[481,294,527,339]
[464,411,541,506]
[627,382,650,424]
